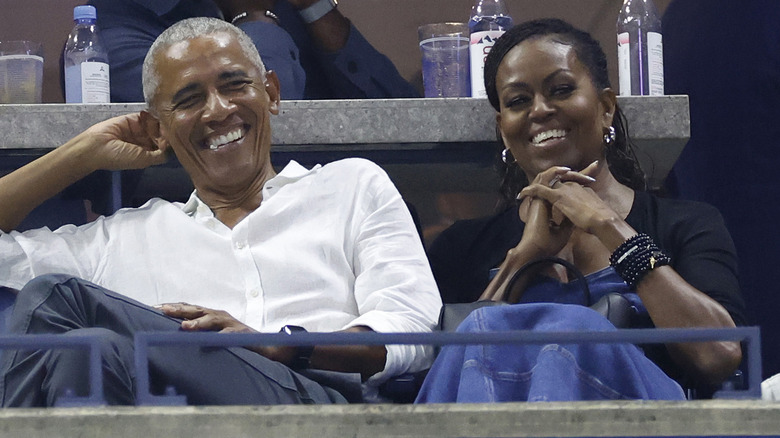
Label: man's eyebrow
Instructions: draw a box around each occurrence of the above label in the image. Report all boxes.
[171,83,200,104]
[219,70,252,81]
[170,71,253,103]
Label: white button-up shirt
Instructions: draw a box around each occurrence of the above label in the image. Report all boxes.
[1,159,442,383]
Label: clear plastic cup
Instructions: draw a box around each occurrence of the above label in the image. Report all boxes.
[418,23,470,98]
[0,40,44,104]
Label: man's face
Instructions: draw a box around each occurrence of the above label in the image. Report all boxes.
[150,32,279,197]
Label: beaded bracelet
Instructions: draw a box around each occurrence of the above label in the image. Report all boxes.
[231,10,281,25]
[609,233,671,289]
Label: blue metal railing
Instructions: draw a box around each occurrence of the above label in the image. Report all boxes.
[0,334,105,406]
[0,326,761,406]
[133,327,762,405]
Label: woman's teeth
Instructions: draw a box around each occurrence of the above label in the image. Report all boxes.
[531,129,567,145]
[208,129,244,150]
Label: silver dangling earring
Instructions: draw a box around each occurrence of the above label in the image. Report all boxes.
[502,148,515,164]
[603,126,616,145]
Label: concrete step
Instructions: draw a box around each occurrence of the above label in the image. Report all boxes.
[1,400,779,437]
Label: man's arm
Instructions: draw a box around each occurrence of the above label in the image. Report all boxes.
[160,303,387,380]
[0,113,168,232]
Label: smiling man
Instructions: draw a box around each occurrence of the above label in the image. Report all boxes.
[0,18,440,407]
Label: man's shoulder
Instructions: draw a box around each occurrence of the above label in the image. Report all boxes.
[107,197,184,222]
[315,158,389,184]
[320,157,384,173]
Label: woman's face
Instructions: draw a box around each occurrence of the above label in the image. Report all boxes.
[495,36,616,180]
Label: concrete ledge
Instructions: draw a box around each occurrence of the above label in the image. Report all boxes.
[0,96,688,147]
[0,97,688,188]
[1,400,778,438]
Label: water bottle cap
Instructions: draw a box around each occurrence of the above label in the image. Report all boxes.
[73,5,97,21]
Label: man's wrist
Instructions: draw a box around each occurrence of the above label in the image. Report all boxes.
[280,325,314,370]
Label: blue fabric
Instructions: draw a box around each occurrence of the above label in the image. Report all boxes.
[0,287,16,333]
[517,266,646,317]
[415,303,685,403]
[88,0,418,102]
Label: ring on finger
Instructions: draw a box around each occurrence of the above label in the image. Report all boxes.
[548,175,562,188]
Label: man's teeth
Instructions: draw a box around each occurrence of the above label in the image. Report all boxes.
[531,129,567,145]
[208,129,244,150]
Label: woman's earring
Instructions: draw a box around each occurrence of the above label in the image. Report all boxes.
[603,126,616,145]
[502,148,516,164]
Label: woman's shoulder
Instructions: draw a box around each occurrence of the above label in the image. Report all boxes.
[630,191,727,230]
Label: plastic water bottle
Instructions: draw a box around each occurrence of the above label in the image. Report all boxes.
[468,0,512,98]
[616,0,664,96]
[64,5,110,103]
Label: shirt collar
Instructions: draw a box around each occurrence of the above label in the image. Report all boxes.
[180,160,320,220]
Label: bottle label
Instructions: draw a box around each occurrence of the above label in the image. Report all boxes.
[647,31,664,96]
[617,32,631,96]
[469,30,505,98]
[617,31,664,96]
[80,62,111,103]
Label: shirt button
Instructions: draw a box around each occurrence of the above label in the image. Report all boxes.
[235,242,246,250]
[249,288,260,298]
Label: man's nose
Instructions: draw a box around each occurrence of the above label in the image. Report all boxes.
[202,90,236,122]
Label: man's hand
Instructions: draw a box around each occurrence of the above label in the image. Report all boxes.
[78,113,170,172]
[0,112,169,232]
[158,302,300,366]
[159,302,252,332]
[158,303,386,378]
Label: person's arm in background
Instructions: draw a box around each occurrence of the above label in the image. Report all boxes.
[284,0,419,98]
[215,0,308,99]
[92,0,308,101]
[216,0,418,99]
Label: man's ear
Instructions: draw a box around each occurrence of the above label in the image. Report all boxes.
[599,87,618,129]
[264,70,281,115]
[139,110,170,153]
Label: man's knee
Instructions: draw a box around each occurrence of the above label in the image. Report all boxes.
[14,274,85,313]
[20,274,79,296]
[60,327,134,369]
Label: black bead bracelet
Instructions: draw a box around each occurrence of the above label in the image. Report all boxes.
[609,233,671,289]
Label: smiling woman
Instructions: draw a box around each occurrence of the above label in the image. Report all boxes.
[420,18,747,402]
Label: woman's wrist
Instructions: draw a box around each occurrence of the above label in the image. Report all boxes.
[593,215,637,252]
[230,9,279,25]
[504,241,547,269]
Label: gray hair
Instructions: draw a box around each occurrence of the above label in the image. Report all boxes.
[142,17,267,111]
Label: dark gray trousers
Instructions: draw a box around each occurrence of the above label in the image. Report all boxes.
[0,274,348,407]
